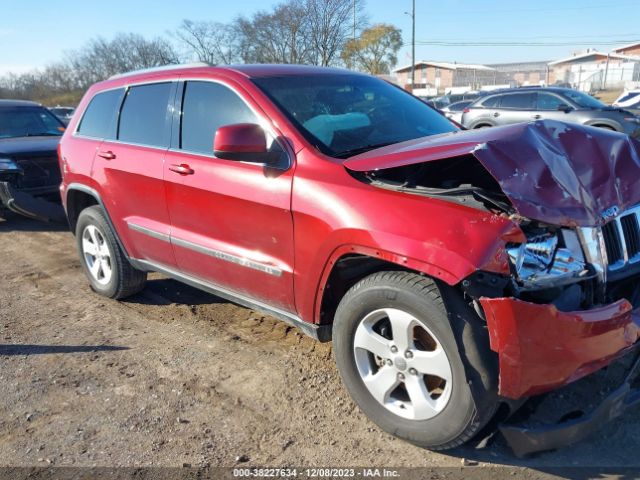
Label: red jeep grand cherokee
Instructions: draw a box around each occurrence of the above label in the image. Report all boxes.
[59,64,640,456]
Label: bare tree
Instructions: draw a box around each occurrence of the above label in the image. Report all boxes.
[175,19,238,64]
[67,33,179,87]
[306,0,366,66]
[235,0,312,64]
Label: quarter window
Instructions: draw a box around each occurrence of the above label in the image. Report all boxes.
[77,89,124,139]
[118,83,172,147]
[479,95,500,108]
[180,81,257,155]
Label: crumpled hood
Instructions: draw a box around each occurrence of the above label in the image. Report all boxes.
[344,120,640,227]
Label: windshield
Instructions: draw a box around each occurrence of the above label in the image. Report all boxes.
[0,106,65,139]
[562,90,606,109]
[252,74,458,158]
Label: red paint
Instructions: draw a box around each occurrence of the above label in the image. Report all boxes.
[214,123,266,154]
[481,297,640,399]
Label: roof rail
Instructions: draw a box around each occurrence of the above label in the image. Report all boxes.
[108,62,211,80]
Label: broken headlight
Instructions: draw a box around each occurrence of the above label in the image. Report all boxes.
[507,229,590,290]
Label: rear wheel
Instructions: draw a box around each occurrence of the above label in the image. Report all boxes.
[333,271,497,450]
[75,206,146,299]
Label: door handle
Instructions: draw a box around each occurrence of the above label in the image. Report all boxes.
[532,114,542,119]
[493,112,500,117]
[169,164,194,175]
[97,150,116,160]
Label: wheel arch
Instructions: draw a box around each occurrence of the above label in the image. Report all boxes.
[65,183,130,258]
[584,119,622,132]
[314,244,470,329]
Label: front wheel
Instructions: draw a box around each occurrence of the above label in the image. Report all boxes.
[333,271,497,450]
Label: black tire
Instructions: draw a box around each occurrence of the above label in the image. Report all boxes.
[75,205,146,299]
[592,124,617,131]
[333,271,497,450]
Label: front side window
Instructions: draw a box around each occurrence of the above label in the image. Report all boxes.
[0,106,65,139]
[77,89,124,139]
[118,83,172,147]
[536,93,565,110]
[180,81,257,155]
[499,93,535,109]
[253,74,457,159]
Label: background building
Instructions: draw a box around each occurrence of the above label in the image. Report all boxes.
[394,44,640,95]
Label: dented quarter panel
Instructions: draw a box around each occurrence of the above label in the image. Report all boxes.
[344,120,640,227]
[480,296,640,399]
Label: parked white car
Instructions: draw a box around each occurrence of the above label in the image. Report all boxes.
[613,89,640,110]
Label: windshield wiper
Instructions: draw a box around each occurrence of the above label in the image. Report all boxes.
[335,142,396,159]
[25,132,62,137]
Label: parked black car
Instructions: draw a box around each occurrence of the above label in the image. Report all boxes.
[0,100,66,222]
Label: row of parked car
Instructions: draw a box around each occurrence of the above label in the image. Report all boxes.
[2,65,640,457]
[424,87,640,138]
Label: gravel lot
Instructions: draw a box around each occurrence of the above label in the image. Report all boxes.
[1,213,640,477]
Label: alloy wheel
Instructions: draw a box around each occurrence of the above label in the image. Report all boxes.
[82,224,112,286]
[353,308,453,420]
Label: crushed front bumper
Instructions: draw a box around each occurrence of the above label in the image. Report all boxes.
[0,181,66,223]
[480,296,640,399]
[499,347,640,457]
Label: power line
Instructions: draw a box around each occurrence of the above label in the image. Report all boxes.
[406,40,640,47]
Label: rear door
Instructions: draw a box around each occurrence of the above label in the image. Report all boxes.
[93,81,177,267]
[67,89,125,186]
[164,79,296,311]
[494,92,536,125]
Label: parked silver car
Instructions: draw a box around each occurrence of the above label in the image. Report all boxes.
[461,87,640,137]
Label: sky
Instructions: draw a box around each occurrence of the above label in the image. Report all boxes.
[1,0,639,75]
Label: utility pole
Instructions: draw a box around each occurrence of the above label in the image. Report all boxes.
[405,0,416,91]
[353,0,356,40]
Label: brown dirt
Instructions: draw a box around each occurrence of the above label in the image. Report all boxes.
[1,214,640,475]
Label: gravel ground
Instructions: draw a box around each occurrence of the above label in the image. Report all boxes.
[1,214,640,478]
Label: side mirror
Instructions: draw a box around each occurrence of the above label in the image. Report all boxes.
[557,104,573,113]
[214,123,268,162]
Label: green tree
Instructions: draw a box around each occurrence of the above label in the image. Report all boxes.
[342,24,402,74]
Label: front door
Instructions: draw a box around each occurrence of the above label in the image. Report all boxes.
[164,80,296,312]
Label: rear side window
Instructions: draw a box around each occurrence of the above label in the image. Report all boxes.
[77,89,124,139]
[118,83,172,147]
[499,93,535,109]
[180,81,256,155]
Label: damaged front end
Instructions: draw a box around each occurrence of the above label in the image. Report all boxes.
[0,157,66,223]
[344,120,640,454]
